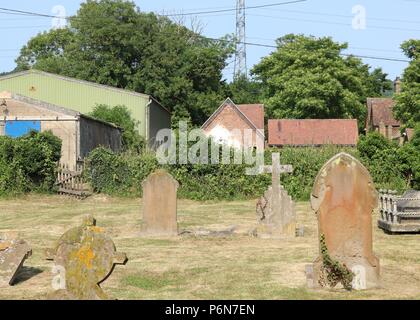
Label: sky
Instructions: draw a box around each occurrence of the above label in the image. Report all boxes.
[0,0,419,81]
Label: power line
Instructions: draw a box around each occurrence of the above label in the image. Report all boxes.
[255,8,420,24]
[0,1,308,19]
[204,36,410,63]
[246,36,403,54]
[0,25,50,29]
[248,13,420,32]
[160,1,308,17]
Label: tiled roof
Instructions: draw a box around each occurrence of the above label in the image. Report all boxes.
[268,119,359,146]
[237,104,265,130]
[366,98,400,127]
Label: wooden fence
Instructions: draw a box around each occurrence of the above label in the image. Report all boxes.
[56,162,91,199]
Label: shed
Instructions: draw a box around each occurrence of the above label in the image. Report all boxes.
[0,69,171,148]
[0,91,122,170]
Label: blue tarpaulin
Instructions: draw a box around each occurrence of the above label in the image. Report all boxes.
[5,121,41,137]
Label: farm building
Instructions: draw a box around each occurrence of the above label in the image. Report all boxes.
[0,91,122,170]
[268,119,359,147]
[0,69,171,147]
[365,97,401,141]
[201,98,265,149]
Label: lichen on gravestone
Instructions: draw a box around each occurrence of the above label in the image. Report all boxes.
[46,215,127,300]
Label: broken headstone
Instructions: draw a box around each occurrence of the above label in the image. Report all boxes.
[0,232,32,287]
[46,215,127,300]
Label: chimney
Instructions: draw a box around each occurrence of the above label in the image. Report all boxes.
[394,77,401,94]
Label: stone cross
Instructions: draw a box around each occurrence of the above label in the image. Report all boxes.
[307,152,380,290]
[261,153,293,191]
[46,215,127,300]
[255,153,296,238]
[260,153,293,226]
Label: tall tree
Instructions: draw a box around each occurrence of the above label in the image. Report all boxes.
[251,34,384,128]
[226,75,263,104]
[16,0,234,126]
[366,68,393,97]
[394,39,420,128]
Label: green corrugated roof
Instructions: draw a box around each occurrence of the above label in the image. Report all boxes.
[0,69,168,136]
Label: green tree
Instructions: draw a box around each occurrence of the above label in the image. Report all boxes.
[251,34,382,128]
[366,68,393,97]
[16,0,234,126]
[394,39,420,128]
[226,75,263,104]
[357,131,393,159]
[89,104,144,152]
[399,124,420,188]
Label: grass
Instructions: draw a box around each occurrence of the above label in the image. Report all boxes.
[0,194,419,300]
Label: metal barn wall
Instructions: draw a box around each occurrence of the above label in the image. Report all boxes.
[78,116,122,159]
[147,99,171,148]
[0,70,148,136]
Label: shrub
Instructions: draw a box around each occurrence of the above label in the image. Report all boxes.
[357,131,415,192]
[85,145,362,201]
[0,130,62,196]
[89,104,145,152]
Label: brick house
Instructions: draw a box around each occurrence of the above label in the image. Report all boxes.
[201,98,265,149]
[365,98,401,141]
[268,119,359,147]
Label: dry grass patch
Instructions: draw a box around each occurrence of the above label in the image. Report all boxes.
[0,194,419,300]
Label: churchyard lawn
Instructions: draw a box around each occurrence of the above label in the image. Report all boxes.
[0,194,419,300]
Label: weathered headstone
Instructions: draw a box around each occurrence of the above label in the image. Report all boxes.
[306,152,380,290]
[0,232,32,287]
[141,169,179,237]
[255,153,296,238]
[46,215,127,300]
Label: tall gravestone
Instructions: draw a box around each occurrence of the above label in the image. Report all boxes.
[141,169,179,237]
[46,215,127,300]
[306,152,380,290]
[255,153,296,238]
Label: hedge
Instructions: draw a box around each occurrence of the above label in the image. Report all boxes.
[0,130,62,196]
[85,140,411,201]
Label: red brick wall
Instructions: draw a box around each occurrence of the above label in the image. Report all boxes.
[203,104,264,148]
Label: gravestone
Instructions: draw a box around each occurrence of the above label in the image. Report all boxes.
[306,152,380,290]
[255,153,296,238]
[0,232,32,287]
[46,215,127,300]
[141,169,179,237]
[378,189,420,233]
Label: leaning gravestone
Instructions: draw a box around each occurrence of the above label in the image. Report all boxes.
[255,153,296,238]
[0,232,32,287]
[306,152,380,290]
[46,215,127,300]
[141,169,179,237]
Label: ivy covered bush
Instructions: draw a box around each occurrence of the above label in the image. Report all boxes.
[357,131,419,191]
[85,145,363,201]
[0,130,62,196]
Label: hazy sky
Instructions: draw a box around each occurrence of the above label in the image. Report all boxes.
[0,0,419,81]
